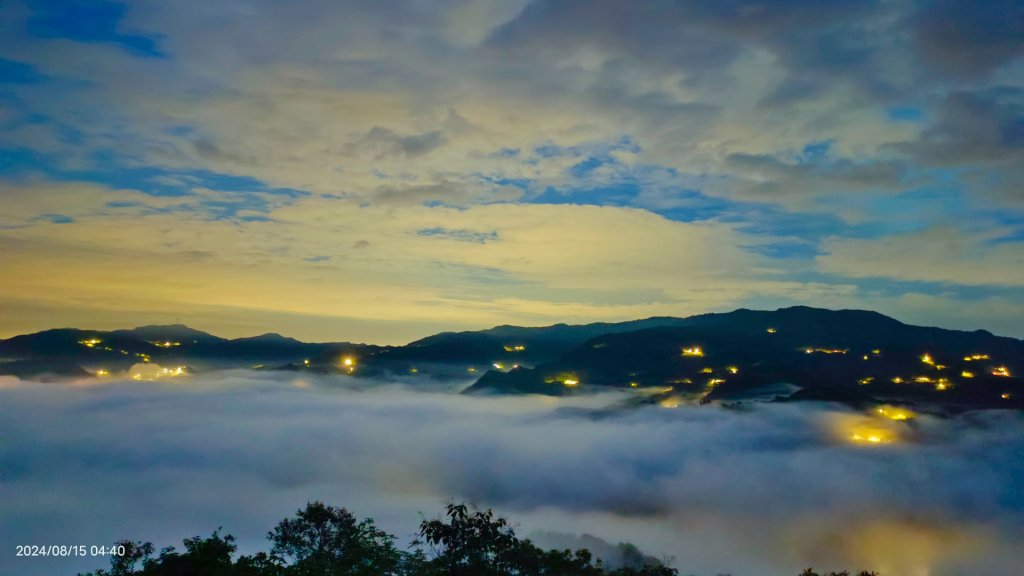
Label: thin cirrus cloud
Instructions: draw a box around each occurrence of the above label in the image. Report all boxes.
[0,0,1022,340]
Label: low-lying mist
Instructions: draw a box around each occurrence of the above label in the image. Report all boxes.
[1,371,1022,576]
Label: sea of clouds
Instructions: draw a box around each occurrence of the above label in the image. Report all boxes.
[1,370,1022,576]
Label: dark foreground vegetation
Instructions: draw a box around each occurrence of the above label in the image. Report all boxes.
[79,502,876,576]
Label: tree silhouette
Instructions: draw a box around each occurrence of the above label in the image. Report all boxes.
[268,501,403,576]
[77,501,875,576]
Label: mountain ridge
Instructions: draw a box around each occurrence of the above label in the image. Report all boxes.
[1,306,1020,412]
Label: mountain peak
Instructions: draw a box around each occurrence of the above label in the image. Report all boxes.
[114,324,223,342]
[234,332,301,344]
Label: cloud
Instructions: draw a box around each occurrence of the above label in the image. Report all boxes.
[724,151,910,202]
[0,180,806,340]
[912,0,1024,80]
[1,0,1024,338]
[3,0,1010,208]
[818,226,1024,287]
[1,372,1022,576]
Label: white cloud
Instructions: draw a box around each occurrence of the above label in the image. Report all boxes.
[818,226,1024,287]
[2,373,1022,576]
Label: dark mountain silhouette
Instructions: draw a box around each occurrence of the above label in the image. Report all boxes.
[1,306,1020,411]
[0,325,375,374]
[464,306,1023,412]
[389,317,691,365]
[110,324,226,344]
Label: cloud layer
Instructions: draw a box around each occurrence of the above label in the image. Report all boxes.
[2,372,1022,576]
[0,0,1023,339]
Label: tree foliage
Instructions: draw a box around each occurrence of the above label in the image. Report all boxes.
[78,502,875,576]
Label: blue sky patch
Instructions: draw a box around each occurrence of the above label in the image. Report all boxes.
[886,106,926,123]
[417,227,500,244]
[26,0,165,58]
[0,58,44,84]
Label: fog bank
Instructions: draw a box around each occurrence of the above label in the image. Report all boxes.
[1,371,1022,576]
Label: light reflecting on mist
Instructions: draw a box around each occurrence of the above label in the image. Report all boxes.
[1,371,1022,576]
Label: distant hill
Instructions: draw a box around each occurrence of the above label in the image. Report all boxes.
[392,317,691,365]
[462,307,1023,412]
[0,307,1020,412]
[0,324,374,374]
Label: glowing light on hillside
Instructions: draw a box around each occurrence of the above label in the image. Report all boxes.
[95,369,109,377]
[727,366,739,374]
[850,433,891,444]
[467,367,477,373]
[863,355,869,360]
[79,338,102,348]
[876,406,914,421]
[858,377,875,385]
[629,382,639,388]
[659,397,681,408]
[961,371,975,379]
[836,415,899,446]
[681,346,704,357]
[492,362,504,370]
[303,359,310,366]
[805,348,848,355]
[872,349,881,355]
[766,328,777,334]
[964,354,990,361]
[700,367,714,374]
[914,376,933,383]
[410,367,418,374]
[128,363,189,381]
[935,379,950,391]
[342,356,356,372]
[891,377,904,384]
[503,345,526,352]
[992,366,1011,377]
[921,353,934,365]
[707,378,725,387]
[1002,393,1012,400]
[151,341,180,348]
[562,378,579,387]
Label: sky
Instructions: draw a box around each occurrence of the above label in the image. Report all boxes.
[2,372,1023,576]
[0,0,1022,343]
